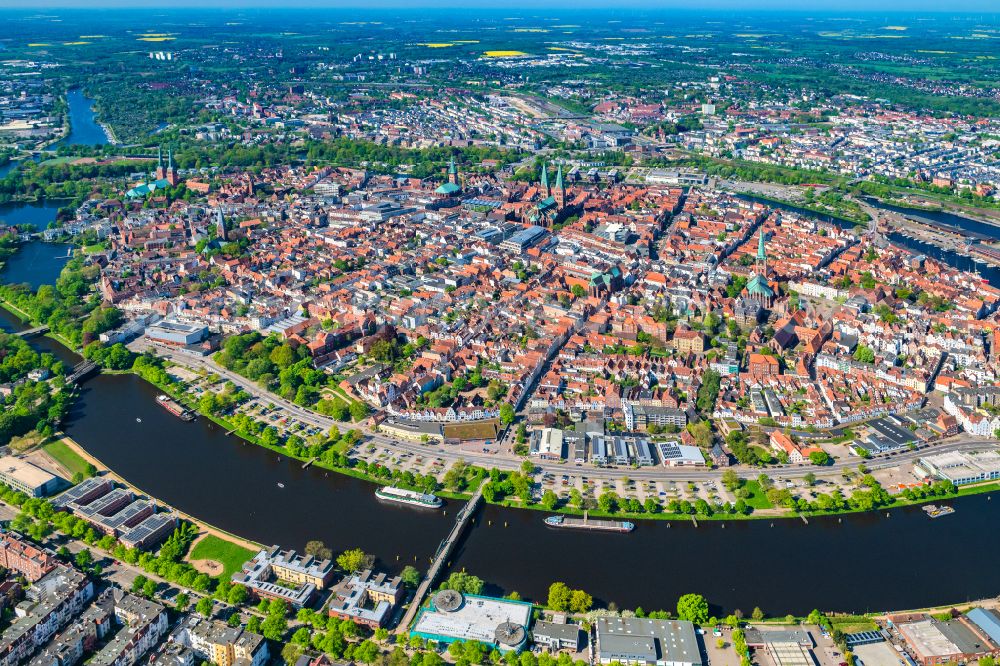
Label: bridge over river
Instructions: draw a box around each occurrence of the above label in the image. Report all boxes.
[396,485,485,633]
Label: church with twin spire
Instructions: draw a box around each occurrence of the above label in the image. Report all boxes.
[529,161,568,227]
[125,146,180,198]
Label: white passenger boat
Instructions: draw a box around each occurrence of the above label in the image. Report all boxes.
[375,486,443,509]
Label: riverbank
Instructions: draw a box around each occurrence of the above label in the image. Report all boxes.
[0,297,80,353]
[737,190,868,225]
[56,433,263,554]
[130,356,998,525]
[127,365,474,503]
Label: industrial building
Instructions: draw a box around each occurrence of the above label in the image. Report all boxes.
[656,440,707,467]
[145,320,209,347]
[530,428,565,460]
[914,450,1000,486]
[0,456,62,498]
[894,616,997,666]
[595,617,703,666]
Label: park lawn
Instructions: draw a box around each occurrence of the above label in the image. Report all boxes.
[830,620,879,633]
[741,480,774,510]
[957,481,1000,496]
[43,440,92,478]
[188,535,256,579]
[326,385,361,408]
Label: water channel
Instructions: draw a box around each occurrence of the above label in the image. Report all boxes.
[55,89,112,148]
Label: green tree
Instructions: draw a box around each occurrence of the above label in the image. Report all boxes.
[441,571,484,595]
[401,565,422,588]
[74,548,93,569]
[354,640,381,664]
[350,401,371,422]
[853,345,876,364]
[228,584,248,606]
[569,589,593,613]
[809,451,831,466]
[547,582,572,611]
[337,548,374,573]
[676,594,710,624]
[196,597,214,617]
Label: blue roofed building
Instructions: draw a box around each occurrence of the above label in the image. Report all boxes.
[966,608,1000,647]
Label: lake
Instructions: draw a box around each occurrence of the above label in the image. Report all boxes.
[0,240,74,290]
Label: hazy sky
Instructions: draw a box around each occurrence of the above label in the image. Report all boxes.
[4,0,1000,10]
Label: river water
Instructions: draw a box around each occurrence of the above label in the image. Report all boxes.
[864,198,1000,241]
[55,89,111,148]
[52,374,1000,615]
[0,239,73,290]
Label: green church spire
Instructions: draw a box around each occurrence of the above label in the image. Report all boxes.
[540,162,549,195]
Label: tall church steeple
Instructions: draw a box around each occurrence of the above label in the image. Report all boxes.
[155,146,166,181]
[757,228,767,273]
[554,164,565,208]
[540,162,550,197]
[448,156,458,185]
[216,208,227,241]
[165,148,180,186]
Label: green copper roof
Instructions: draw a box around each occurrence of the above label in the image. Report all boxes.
[126,178,171,198]
[540,162,549,190]
[757,229,767,261]
[555,164,564,190]
[435,182,461,195]
[747,273,774,297]
[448,156,457,175]
[537,195,557,210]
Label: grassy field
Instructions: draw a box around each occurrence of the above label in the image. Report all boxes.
[741,480,775,510]
[188,535,255,580]
[43,440,93,478]
[828,615,879,633]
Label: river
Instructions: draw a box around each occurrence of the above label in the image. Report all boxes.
[864,198,1000,241]
[0,239,74,290]
[52,373,1000,615]
[55,89,111,148]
